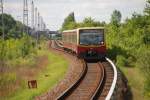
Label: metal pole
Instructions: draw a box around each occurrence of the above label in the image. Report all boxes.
[23,0,28,34]
[26,0,28,34]
[31,0,34,29]
[36,12,40,47]
[1,0,4,40]
[35,7,37,30]
[23,0,25,33]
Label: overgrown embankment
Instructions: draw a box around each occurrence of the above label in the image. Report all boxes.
[0,40,69,100]
[0,14,69,100]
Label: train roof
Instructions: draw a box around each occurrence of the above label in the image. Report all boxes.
[63,27,104,33]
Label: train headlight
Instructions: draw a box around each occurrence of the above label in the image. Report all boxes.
[101,42,104,45]
[88,50,92,54]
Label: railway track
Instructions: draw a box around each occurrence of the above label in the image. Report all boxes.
[51,40,118,100]
[57,62,105,100]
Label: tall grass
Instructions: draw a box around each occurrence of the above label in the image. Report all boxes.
[0,35,37,66]
[0,35,38,98]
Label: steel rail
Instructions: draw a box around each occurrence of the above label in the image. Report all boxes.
[91,62,105,100]
[105,58,117,100]
[56,60,87,100]
[53,40,118,100]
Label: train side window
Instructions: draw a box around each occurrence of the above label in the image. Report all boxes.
[68,33,70,43]
[73,34,75,43]
[64,34,66,42]
[62,33,64,41]
[64,33,66,42]
[66,33,69,42]
[70,33,72,43]
[66,33,68,42]
[72,34,74,43]
[74,33,77,44]
[71,33,72,43]
[72,34,73,43]
[62,34,63,41]
[63,34,65,42]
[69,33,71,43]
[63,33,65,42]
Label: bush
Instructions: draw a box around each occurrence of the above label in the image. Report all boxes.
[126,56,135,67]
[137,48,150,78]
[116,55,127,67]
[137,47,150,97]
[144,78,150,97]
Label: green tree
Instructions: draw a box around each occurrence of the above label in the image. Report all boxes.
[78,17,105,27]
[82,17,96,27]
[111,10,122,27]
[0,14,24,39]
[61,12,76,31]
[0,14,16,38]
[144,0,150,16]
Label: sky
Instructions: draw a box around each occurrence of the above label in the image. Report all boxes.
[3,0,146,31]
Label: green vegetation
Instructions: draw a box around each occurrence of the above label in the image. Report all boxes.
[0,14,38,98]
[119,66,146,100]
[60,12,105,31]
[0,14,24,39]
[9,50,68,100]
[61,12,76,31]
[60,0,150,99]
[0,13,69,99]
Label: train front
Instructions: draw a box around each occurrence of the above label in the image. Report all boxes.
[77,28,106,60]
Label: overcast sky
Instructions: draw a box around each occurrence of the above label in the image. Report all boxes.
[4,0,146,30]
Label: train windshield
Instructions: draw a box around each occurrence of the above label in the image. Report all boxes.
[79,30,104,45]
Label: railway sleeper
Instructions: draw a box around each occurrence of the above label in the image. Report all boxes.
[100,91,109,97]
[106,72,114,74]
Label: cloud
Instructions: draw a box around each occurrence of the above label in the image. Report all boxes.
[3,0,146,30]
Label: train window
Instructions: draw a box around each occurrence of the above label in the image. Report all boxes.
[74,33,77,43]
[70,33,73,43]
[62,34,64,41]
[79,30,104,45]
[68,33,70,43]
[64,33,66,42]
[72,33,74,43]
[66,33,68,42]
[68,34,70,43]
[64,33,67,42]
[63,33,66,42]
[73,34,75,43]
[65,33,68,42]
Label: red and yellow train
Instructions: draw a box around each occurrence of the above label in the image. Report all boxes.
[62,27,106,59]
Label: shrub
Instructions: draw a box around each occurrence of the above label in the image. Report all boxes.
[137,48,150,78]
[126,56,136,67]
[137,47,150,97]
[144,79,150,97]
[116,55,127,67]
